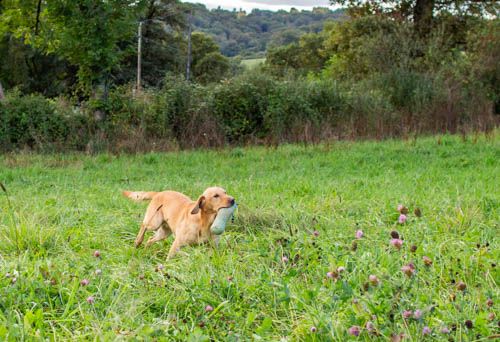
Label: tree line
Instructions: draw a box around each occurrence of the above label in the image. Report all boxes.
[189,4,344,57]
[0,0,498,152]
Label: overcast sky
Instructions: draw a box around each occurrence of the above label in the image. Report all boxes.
[182,0,333,12]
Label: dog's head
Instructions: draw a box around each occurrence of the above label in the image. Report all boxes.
[191,187,235,215]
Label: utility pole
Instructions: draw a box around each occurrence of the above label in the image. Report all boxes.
[136,18,171,94]
[136,21,143,94]
[186,12,192,82]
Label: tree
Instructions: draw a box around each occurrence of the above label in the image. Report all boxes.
[190,32,230,83]
[116,0,188,87]
[193,51,230,84]
[329,0,499,36]
[0,0,192,94]
[45,0,141,94]
[0,1,78,96]
[266,31,327,77]
[0,0,143,95]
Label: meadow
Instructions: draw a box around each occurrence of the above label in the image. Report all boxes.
[241,58,266,70]
[0,134,498,340]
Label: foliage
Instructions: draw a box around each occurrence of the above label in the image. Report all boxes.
[0,136,499,339]
[210,73,275,142]
[329,0,499,36]
[265,80,345,141]
[0,65,496,152]
[190,32,230,84]
[0,92,90,150]
[188,3,344,58]
[0,0,189,94]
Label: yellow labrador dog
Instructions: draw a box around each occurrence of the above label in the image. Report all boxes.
[123,187,235,258]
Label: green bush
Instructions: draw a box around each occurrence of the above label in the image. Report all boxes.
[0,93,74,150]
[210,72,275,142]
[105,85,167,138]
[265,81,318,141]
[158,75,198,140]
[344,83,396,136]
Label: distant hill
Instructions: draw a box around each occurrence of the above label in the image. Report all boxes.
[186,4,345,58]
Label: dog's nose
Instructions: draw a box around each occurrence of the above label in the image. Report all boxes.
[230,198,235,206]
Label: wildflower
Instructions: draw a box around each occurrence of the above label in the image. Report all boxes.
[398,214,407,224]
[422,326,431,335]
[5,273,11,278]
[157,264,164,271]
[413,309,422,319]
[282,256,289,263]
[205,305,214,312]
[440,327,450,334]
[486,298,493,307]
[397,205,408,214]
[86,296,95,304]
[414,208,422,217]
[95,269,102,276]
[391,238,403,250]
[403,310,412,319]
[401,263,415,277]
[487,312,495,321]
[337,266,346,273]
[356,230,364,239]
[351,241,358,251]
[80,279,89,286]
[365,321,375,332]
[464,320,473,329]
[313,230,320,237]
[11,277,17,284]
[310,326,317,333]
[368,275,379,286]
[93,250,101,258]
[348,325,361,337]
[422,256,432,266]
[390,230,400,239]
[410,244,418,253]
[326,271,338,280]
[456,281,466,291]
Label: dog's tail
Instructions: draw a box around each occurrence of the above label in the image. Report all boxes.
[122,191,158,202]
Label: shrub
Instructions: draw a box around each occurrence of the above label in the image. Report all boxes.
[210,72,275,142]
[0,93,73,150]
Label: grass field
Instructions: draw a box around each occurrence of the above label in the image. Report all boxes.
[241,58,266,69]
[0,135,499,340]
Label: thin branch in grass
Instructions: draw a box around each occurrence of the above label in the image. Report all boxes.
[0,181,12,208]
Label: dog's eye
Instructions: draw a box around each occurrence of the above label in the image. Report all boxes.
[214,194,219,198]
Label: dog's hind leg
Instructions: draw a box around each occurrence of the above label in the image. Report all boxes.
[134,203,164,248]
[146,227,171,247]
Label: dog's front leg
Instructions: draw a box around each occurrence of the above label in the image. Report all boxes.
[167,238,182,259]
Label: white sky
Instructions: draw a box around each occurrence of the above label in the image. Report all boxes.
[182,0,333,12]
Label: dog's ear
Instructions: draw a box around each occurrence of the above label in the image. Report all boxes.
[191,196,205,214]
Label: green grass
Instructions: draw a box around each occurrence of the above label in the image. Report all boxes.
[0,134,499,340]
[241,58,266,69]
